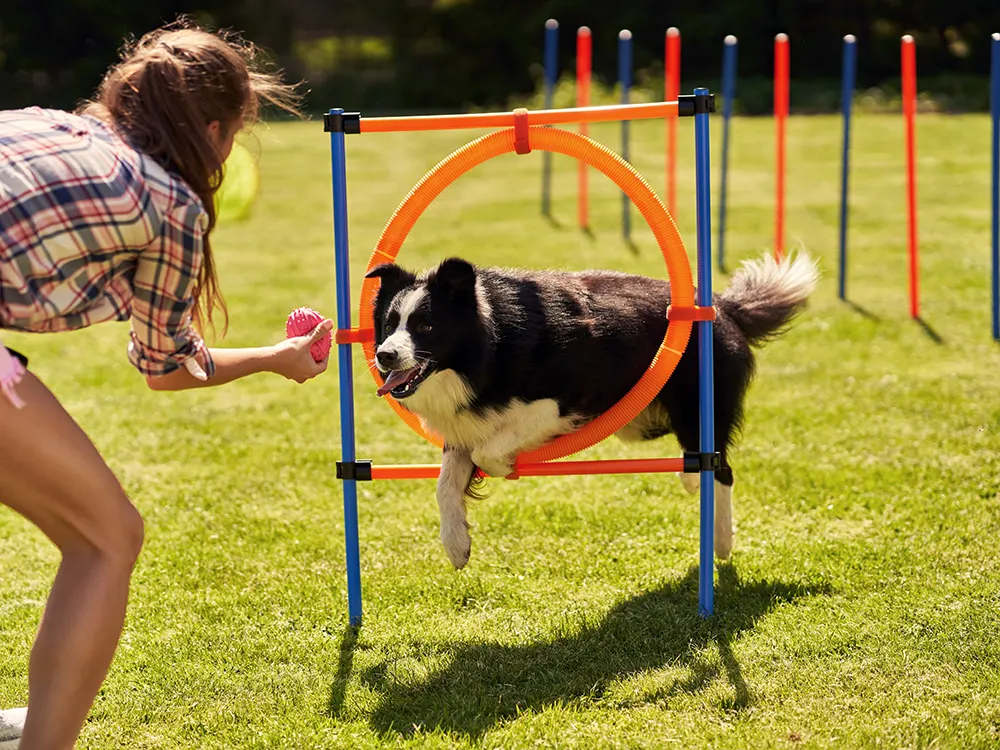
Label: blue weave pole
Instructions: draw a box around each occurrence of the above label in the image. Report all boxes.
[717,35,737,272]
[693,88,716,618]
[991,33,999,341]
[839,35,857,301]
[541,19,559,218]
[330,109,363,626]
[619,29,633,241]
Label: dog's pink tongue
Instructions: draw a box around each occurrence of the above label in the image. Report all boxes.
[377,367,419,397]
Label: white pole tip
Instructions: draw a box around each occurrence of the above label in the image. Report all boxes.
[667,27,680,37]
[902,34,914,43]
[724,35,738,45]
[776,33,789,43]
[619,29,632,41]
[844,34,856,43]
[545,19,559,30]
[578,26,591,36]
[992,32,1000,41]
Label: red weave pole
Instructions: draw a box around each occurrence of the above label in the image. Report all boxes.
[577,26,592,231]
[665,27,681,218]
[774,33,789,260]
[369,457,688,481]
[902,34,920,319]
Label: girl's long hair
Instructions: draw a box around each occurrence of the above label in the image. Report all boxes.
[79,18,303,335]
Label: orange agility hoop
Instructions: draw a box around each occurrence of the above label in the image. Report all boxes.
[359,125,695,465]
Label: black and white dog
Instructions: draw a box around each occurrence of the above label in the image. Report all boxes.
[367,252,818,569]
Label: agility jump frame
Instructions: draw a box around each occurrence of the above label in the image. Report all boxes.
[326,89,718,627]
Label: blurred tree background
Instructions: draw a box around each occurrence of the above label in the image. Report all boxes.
[2,0,999,114]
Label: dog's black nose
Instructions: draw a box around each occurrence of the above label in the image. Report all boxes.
[376,350,398,368]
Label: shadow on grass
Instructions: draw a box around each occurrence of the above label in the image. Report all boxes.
[914,316,944,345]
[841,298,881,322]
[345,564,828,739]
[327,624,359,717]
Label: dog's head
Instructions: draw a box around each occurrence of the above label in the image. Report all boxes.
[366,257,483,400]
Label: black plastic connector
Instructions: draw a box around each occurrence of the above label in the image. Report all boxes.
[336,459,373,481]
[323,111,362,134]
[682,452,722,473]
[677,93,716,117]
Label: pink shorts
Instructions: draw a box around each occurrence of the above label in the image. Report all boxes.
[5,347,27,368]
[1,345,28,409]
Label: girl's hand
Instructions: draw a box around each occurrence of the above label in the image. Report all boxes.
[271,319,334,383]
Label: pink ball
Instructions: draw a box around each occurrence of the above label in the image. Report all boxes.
[285,307,332,362]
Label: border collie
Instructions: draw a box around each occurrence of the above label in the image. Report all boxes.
[367,252,818,569]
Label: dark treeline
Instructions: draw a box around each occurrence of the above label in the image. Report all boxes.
[3,0,999,113]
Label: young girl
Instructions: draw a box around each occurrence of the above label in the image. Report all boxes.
[0,21,331,749]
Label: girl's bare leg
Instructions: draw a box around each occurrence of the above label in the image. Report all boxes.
[0,372,144,750]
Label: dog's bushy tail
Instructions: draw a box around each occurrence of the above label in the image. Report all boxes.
[717,251,819,346]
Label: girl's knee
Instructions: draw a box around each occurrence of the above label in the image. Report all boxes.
[63,498,145,567]
[116,502,145,566]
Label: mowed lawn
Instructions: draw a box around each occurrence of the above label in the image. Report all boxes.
[2,110,999,749]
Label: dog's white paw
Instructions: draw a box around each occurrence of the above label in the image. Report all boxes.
[715,523,734,560]
[679,472,700,495]
[441,519,472,569]
[714,481,735,560]
[471,451,513,479]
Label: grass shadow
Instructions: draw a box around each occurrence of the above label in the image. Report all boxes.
[354,564,829,740]
[327,624,359,717]
[624,236,639,255]
[542,213,562,230]
[841,298,881,322]
[915,316,944,345]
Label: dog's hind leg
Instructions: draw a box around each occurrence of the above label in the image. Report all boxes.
[679,472,700,495]
[666,403,737,561]
[713,459,735,560]
[437,446,475,569]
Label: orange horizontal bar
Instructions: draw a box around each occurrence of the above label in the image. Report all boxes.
[368,457,686,481]
[359,101,680,134]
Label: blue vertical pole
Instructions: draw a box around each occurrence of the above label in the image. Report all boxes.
[693,88,716,618]
[718,35,737,272]
[541,19,559,218]
[839,35,857,301]
[330,109,363,627]
[991,33,999,340]
[620,29,633,241]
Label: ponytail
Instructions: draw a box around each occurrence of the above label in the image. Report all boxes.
[79,19,303,336]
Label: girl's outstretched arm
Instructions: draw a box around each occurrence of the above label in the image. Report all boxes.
[146,319,333,391]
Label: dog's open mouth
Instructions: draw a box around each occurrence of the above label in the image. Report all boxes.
[376,361,432,399]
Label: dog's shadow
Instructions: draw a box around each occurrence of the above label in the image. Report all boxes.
[330,564,829,739]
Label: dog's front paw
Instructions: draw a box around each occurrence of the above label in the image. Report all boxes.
[471,451,514,479]
[441,518,472,569]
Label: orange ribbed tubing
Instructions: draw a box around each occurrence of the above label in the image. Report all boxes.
[360,125,694,465]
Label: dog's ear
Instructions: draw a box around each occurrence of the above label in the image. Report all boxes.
[366,263,416,293]
[366,263,416,338]
[428,258,477,301]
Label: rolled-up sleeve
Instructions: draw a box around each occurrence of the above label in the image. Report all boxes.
[127,201,216,378]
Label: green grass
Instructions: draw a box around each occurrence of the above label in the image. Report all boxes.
[3,112,1000,749]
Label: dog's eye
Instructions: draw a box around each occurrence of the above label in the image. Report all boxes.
[415,323,433,334]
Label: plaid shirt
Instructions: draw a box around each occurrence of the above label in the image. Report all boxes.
[0,107,215,378]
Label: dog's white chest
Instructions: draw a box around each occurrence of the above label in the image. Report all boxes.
[405,369,576,452]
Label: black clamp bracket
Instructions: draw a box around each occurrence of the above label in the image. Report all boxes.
[677,93,716,117]
[337,459,373,481]
[323,111,362,134]
[682,452,722,473]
